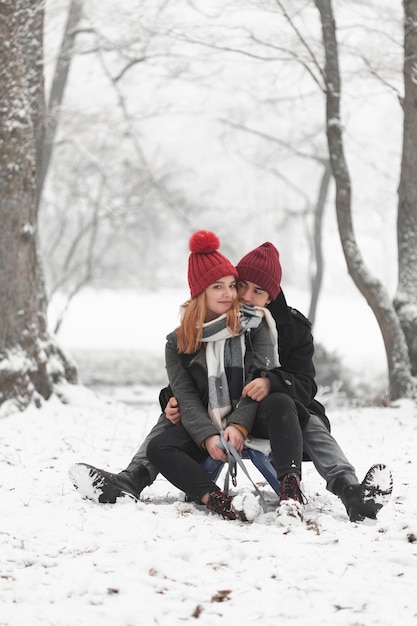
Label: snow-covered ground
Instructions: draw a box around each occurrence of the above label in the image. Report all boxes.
[1,384,416,625]
[1,288,416,625]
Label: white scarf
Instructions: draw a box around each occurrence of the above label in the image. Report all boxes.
[200,305,279,430]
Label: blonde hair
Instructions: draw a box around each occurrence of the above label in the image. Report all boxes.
[176,293,240,354]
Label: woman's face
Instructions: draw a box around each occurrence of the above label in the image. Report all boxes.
[204,275,237,321]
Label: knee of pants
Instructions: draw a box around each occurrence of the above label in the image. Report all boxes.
[258,392,297,418]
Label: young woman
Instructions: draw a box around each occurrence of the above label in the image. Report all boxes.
[146,230,277,521]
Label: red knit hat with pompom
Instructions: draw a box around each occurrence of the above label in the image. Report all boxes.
[187,230,238,298]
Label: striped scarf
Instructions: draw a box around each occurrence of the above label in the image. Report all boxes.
[201,305,279,430]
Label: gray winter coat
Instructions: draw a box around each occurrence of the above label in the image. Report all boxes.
[165,319,276,448]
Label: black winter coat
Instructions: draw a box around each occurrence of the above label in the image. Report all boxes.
[263,290,330,432]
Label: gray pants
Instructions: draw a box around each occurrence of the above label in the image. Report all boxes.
[125,411,358,493]
[302,413,357,492]
[125,413,172,482]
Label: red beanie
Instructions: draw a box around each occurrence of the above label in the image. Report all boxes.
[235,242,282,300]
[187,230,238,298]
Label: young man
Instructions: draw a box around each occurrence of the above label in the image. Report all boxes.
[70,243,393,523]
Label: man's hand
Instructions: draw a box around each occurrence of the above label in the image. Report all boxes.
[242,377,271,402]
[165,396,181,424]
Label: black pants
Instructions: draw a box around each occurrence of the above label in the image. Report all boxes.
[147,424,219,502]
[252,392,303,479]
[147,392,304,500]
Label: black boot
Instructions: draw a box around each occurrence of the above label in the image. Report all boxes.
[333,464,393,522]
[69,463,151,504]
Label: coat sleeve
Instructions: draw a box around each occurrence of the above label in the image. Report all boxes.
[226,319,276,433]
[253,309,317,407]
[165,333,219,448]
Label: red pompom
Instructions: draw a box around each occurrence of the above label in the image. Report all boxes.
[189,230,220,253]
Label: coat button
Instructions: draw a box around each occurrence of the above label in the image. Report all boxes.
[285,379,292,386]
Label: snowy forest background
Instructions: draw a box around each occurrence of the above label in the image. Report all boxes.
[2,4,417,623]
[41,0,400,293]
[1,0,417,410]
[41,0,407,403]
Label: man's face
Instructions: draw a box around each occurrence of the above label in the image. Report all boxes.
[237,280,270,307]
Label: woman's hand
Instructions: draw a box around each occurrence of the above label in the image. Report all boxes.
[242,376,271,402]
[205,435,227,462]
[165,396,181,425]
[223,424,245,452]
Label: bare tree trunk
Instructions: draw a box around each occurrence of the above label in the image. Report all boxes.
[0,0,77,416]
[395,0,417,376]
[37,0,84,208]
[308,160,331,327]
[314,0,414,400]
[21,0,45,208]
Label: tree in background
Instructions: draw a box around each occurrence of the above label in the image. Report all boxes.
[313,0,415,399]
[395,0,417,377]
[37,0,83,209]
[0,0,77,415]
[40,0,199,322]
